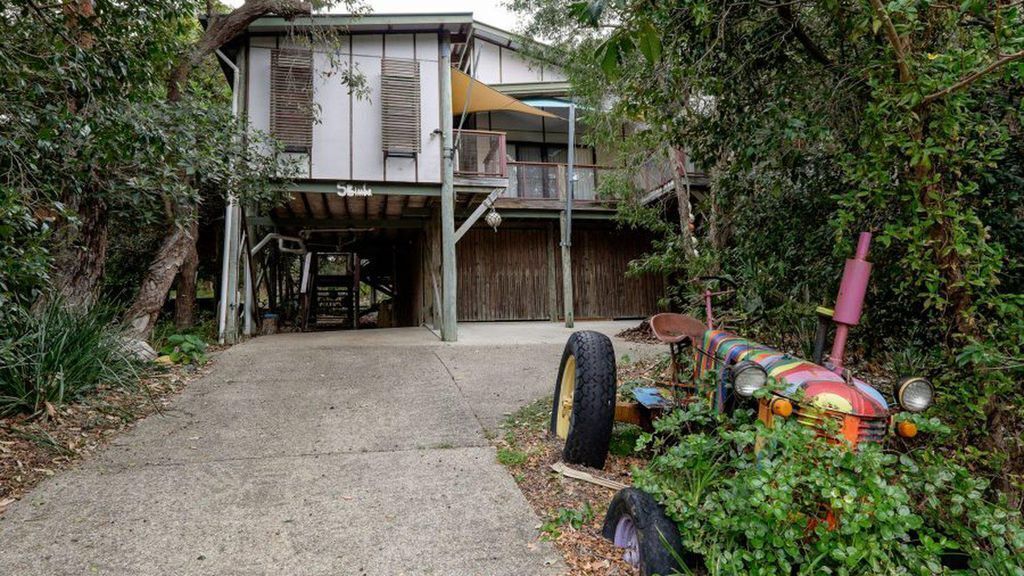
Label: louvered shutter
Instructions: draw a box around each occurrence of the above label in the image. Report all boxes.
[270,49,313,153]
[380,59,421,157]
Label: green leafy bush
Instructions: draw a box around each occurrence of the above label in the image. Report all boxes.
[0,186,50,319]
[634,403,1024,575]
[158,334,208,365]
[511,0,1024,504]
[0,300,140,416]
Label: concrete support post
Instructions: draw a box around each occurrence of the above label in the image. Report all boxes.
[216,49,243,345]
[243,231,254,337]
[439,33,458,342]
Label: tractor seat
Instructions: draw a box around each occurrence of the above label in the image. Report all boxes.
[650,313,706,345]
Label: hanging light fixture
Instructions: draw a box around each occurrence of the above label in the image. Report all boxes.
[485,207,502,231]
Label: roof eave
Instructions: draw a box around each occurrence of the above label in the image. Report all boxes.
[244,12,474,34]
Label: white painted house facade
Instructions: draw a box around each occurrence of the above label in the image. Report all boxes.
[217,14,668,343]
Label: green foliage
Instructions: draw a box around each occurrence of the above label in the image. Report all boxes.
[0,187,50,317]
[151,318,217,352]
[0,1,301,318]
[541,502,595,540]
[0,299,141,416]
[511,0,1024,502]
[634,402,1024,574]
[496,446,528,467]
[158,334,208,365]
[609,423,644,456]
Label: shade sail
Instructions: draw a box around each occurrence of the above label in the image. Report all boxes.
[451,68,558,118]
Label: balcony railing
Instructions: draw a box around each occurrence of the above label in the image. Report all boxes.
[506,162,612,201]
[634,150,700,193]
[454,129,507,178]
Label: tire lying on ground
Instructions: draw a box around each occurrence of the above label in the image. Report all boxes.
[549,330,616,469]
[602,488,694,576]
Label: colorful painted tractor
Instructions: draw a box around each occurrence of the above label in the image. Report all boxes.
[549,233,935,575]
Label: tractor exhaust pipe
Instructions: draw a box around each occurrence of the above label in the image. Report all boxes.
[829,232,872,374]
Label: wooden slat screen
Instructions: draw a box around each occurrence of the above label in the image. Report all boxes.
[456,225,664,321]
[457,227,550,321]
[270,49,313,153]
[380,58,421,156]
[569,228,664,319]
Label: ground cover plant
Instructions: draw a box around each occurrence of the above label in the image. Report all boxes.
[158,334,210,366]
[635,399,1024,575]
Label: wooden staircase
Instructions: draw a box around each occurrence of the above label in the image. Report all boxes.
[301,252,397,331]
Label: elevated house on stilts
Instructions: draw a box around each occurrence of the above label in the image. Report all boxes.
[215,13,700,342]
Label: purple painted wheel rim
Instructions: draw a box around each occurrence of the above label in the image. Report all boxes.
[613,515,640,567]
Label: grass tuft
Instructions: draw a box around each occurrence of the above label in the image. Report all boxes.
[497,447,528,466]
[0,299,142,417]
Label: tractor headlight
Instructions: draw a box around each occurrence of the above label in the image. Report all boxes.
[897,377,934,412]
[731,361,768,397]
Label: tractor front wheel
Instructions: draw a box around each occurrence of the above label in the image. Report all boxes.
[550,330,616,469]
[602,488,696,576]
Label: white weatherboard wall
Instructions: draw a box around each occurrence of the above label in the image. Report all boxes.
[471,39,566,85]
[246,33,442,184]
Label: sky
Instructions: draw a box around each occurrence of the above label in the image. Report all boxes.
[222,1,521,31]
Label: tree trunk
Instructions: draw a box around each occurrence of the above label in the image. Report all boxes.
[46,1,105,309]
[174,240,199,330]
[50,197,108,308]
[125,211,197,337]
[124,0,312,341]
[668,147,697,259]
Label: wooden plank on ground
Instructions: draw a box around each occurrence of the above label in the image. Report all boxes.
[550,461,628,491]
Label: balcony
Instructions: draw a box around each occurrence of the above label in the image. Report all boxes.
[454,129,507,177]
[634,150,708,204]
[453,129,627,206]
[506,162,612,202]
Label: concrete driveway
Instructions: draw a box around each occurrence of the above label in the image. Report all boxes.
[0,321,656,576]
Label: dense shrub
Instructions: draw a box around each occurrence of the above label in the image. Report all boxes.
[0,186,50,320]
[512,0,1024,507]
[0,300,141,416]
[633,402,1024,575]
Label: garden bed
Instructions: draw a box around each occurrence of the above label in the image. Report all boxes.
[495,355,667,575]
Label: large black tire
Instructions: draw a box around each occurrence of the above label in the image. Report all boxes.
[602,488,694,576]
[549,330,616,469]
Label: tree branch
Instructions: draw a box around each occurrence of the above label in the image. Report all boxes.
[167,0,312,102]
[775,3,834,69]
[920,49,1024,107]
[867,0,912,82]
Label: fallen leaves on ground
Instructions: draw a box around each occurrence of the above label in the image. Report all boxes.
[616,320,660,345]
[496,395,653,576]
[0,361,211,512]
